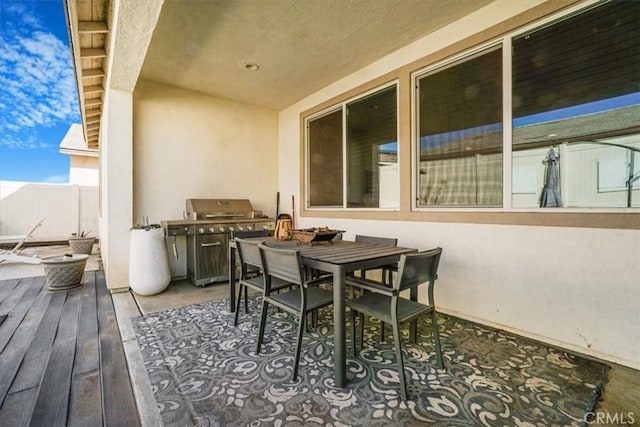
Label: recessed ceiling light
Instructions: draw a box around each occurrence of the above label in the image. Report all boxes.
[243,62,260,71]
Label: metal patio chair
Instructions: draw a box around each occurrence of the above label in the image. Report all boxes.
[255,243,333,380]
[233,237,291,326]
[354,234,398,286]
[353,234,399,340]
[346,247,444,400]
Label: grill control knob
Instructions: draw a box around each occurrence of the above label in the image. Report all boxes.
[247,225,253,231]
[198,228,204,234]
[238,226,244,231]
[209,227,215,233]
[219,227,225,232]
[228,226,235,232]
[262,225,268,230]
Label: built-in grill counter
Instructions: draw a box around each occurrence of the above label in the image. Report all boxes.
[162,199,275,286]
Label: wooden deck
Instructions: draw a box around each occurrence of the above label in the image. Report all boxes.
[0,271,140,426]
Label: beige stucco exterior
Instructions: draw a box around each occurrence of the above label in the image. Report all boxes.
[94,0,639,369]
[59,123,99,186]
[132,79,279,223]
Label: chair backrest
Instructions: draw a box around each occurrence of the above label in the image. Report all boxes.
[355,234,398,247]
[232,229,269,240]
[235,238,265,272]
[258,243,304,288]
[395,248,442,301]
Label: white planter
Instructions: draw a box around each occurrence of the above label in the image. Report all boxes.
[68,236,95,254]
[42,254,89,291]
[129,227,171,296]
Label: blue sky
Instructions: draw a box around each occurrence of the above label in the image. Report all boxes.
[0,0,80,183]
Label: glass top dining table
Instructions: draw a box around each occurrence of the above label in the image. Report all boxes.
[228,237,416,388]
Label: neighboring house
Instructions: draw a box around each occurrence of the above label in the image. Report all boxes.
[59,123,99,186]
[63,0,639,372]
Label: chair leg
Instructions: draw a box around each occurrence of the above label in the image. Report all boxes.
[380,321,385,342]
[233,285,244,326]
[392,317,408,401]
[244,287,249,313]
[255,300,269,354]
[430,311,444,369]
[293,311,306,380]
[359,312,365,349]
[351,309,358,357]
[410,319,418,343]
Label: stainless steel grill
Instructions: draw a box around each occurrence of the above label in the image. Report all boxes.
[162,199,275,286]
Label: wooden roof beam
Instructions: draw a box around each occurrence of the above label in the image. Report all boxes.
[85,108,102,118]
[82,68,105,78]
[78,21,108,34]
[80,48,107,59]
[85,98,102,107]
[83,85,104,95]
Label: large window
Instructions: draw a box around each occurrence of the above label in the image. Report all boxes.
[415,0,639,210]
[306,84,398,209]
[512,0,640,208]
[305,1,639,213]
[415,47,503,207]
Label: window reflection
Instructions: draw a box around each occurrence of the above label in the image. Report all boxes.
[306,85,399,209]
[416,47,503,207]
[512,1,640,208]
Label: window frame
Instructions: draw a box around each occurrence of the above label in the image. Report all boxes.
[299,0,639,229]
[304,80,400,211]
[409,0,639,213]
[411,41,505,211]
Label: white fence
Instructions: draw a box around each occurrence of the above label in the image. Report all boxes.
[0,181,99,242]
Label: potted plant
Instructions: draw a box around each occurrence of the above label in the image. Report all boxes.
[42,253,90,291]
[129,219,170,296]
[68,230,95,255]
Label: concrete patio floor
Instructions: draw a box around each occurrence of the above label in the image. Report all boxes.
[1,245,638,426]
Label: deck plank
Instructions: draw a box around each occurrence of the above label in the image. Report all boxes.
[0,277,34,314]
[0,278,21,305]
[69,272,102,426]
[96,270,141,426]
[68,370,102,427]
[28,289,82,426]
[0,270,141,426]
[7,291,66,394]
[0,276,37,331]
[0,387,37,426]
[74,271,99,375]
[0,278,51,404]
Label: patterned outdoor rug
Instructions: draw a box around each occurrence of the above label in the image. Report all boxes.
[132,295,608,426]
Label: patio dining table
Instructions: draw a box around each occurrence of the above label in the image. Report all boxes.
[228,237,416,388]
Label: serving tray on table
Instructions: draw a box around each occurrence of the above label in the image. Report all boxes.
[290,228,345,244]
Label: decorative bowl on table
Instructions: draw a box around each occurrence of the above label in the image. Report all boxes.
[290,227,345,244]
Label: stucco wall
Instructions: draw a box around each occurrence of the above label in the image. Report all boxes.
[277,0,640,368]
[69,155,99,186]
[132,79,280,223]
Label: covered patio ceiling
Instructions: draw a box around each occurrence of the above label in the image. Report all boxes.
[65,0,495,150]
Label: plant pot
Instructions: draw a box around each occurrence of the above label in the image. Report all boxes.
[129,228,171,296]
[42,254,89,291]
[69,236,95,255]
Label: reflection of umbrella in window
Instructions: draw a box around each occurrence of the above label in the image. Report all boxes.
[539,147,563,207]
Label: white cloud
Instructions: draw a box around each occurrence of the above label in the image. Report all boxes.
[43,174,69,184]
[0,6,80,149]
